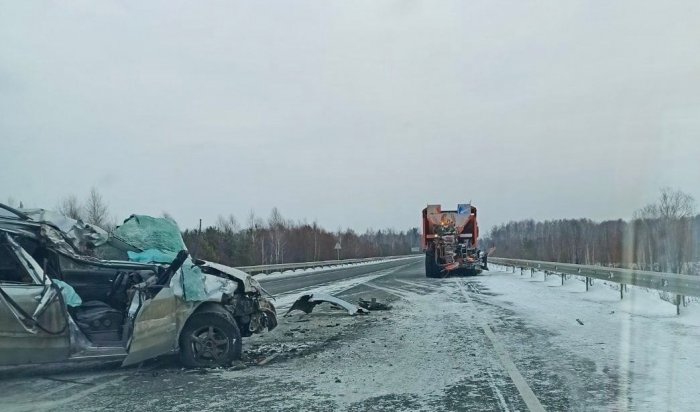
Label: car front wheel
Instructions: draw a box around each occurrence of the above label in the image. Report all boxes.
[179,311,242,368]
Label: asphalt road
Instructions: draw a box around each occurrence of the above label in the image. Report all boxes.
[256,258,420,295]
[0,257,679,411]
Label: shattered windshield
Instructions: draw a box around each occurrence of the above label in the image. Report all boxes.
[1,2,699,411]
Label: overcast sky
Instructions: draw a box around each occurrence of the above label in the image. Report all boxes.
[1,1,699,232]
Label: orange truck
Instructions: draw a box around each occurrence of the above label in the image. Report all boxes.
[422,204,488,277]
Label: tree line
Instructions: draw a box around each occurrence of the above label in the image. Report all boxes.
[181,207,421,267]
[484,188,699,275]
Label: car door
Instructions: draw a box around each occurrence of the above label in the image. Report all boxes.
[0,233,70,366]
[122,286,178,366]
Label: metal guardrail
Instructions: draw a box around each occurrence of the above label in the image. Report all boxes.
[489,257,700,313]
[237,255,417,275]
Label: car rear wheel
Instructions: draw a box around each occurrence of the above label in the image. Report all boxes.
[179,311,242,368]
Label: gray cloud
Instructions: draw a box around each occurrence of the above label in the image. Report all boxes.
[2,1,699,232]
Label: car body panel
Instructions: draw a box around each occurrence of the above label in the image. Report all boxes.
[122,288,179,366]
[0,234,71,366]
[197,260,254,291]
[0,285,71,365]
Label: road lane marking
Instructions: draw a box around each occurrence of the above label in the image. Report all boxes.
[363,282,410,299]
[456,279,546,412]
[485,366,511,412]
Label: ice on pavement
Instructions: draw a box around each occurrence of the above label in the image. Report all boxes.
[485,265,700,412]
[237,265,700,411]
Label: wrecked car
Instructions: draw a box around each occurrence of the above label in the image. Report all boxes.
[0,204,276,368]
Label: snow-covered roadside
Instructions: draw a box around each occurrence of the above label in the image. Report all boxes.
[481,267,700,411]
[252,256,418,281]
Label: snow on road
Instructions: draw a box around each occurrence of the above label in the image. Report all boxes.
[481,267,700,412]
[5,262,698,411]
[234,265,700,411]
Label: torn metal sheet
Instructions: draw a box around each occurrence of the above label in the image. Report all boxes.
[196,259,263,294]
[20,208,109,252]
[284,293,369,316]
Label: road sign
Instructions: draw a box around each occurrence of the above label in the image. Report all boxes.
[334,242,341,250]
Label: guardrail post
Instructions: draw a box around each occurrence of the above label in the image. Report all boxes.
[585,277,590,291]
[620,284,624,300]
[561,273,564,285]
[676,295,685,315]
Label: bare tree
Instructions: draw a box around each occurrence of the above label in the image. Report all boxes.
[268,207,286,264]
[657,187,696,219]
[635,188,696,273]
[84,188,109,228]
[217,214,240,234]
[57,195,84,220]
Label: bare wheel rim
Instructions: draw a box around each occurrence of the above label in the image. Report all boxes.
[190,325,232,362]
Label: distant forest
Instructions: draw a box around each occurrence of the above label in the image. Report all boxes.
[483,188,699,275]
[10,187,697,274]
[180,208,421,267]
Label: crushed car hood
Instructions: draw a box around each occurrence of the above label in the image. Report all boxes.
[195,260,262,294]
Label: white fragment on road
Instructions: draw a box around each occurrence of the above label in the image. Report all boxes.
[455,278,547,412]
[273,266,406,310]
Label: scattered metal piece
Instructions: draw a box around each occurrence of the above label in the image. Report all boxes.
[284,293,369,316]
[358,297,392,311]
[257,353,280,366]
[576,319,584,325]
[230,361,247,370]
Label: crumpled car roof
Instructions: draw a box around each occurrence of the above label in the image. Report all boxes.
[19,208,109,252]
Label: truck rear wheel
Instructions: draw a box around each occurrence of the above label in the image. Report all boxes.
[425,253,441,278]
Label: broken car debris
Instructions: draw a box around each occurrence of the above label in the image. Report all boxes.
[284,293,370,316]
[358,297,392,311]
